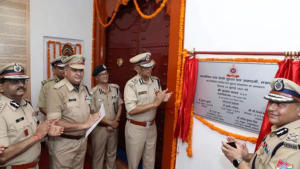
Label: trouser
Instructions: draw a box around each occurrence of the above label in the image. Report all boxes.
[125,121,157,169]
[91,126,118,169]
[50,136,87,169]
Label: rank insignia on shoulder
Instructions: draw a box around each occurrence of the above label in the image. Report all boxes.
[10,101,20,109]
[275,128,289,137]
[286,133,298,143]
[16,117,24,123]
[276,160,292,169]
[68,98,76,102]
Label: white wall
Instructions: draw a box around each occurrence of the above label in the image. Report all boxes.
[177,0,300,169]
[30,0,93,109]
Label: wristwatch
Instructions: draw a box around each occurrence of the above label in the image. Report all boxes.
[232,158,243,168]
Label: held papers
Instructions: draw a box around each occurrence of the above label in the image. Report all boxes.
[85,103,106,138]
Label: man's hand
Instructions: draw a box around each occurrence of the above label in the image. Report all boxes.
[48,119,64,136]
[163,91,173,102]
[109,120,119,129]
[35,121,50,138]
[226,136,249,161]
[0,145,5,154]
[84,113,100,129]
[153,89,168,107]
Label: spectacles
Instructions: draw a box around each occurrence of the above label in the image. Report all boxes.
[7,79,28,85]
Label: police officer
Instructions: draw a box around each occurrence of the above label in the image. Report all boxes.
[38,56,65,114]
[91,65,123,169]
[46,55,100,169]
[222,78,300,169]
[124,52,172,169]
[0,63,63,169]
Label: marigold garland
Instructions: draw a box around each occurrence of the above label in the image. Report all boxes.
[170,0,186,168]
[186,105,194,157]
[195,115,257,144]
[133,0,168,19]
[94,0,120,28]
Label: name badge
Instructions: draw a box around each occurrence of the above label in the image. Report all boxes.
[16,117,24,123]
[138,91,147,95]
[68,98,76,102]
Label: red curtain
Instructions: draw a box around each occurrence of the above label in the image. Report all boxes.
[255,59,300,150]
[174,57,198,141]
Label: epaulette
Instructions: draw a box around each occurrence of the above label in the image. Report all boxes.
[130,78,138,85]
[110,84,120,89]
[41,78,56,86]
[151,76,161,87]
[54,80,65,89]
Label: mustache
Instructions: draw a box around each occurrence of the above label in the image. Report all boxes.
[16,87,26,91]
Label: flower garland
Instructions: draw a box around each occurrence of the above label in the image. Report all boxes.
[186,105,193,157]
[198,58,280,63]
[195,115,257,144]
[133,0,167,19]
[170,0,186,168]
[94,0,120,28]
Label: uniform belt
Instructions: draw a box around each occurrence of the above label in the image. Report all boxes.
[97,123,107,127]
[60,134,84,140]
[0,160,37,169]
[128,119,155,127]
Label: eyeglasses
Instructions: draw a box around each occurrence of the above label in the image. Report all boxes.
[7,79,28,85]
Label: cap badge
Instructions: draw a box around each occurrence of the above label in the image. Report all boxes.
[274,79,284,91]
[145,54,150,61]
[13,64,22,72]
[103,65,107,69]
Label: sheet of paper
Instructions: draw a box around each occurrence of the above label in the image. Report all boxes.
[85,103,106,138]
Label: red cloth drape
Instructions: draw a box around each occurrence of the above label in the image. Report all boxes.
[255,59,300,150]
[174,57,198,141]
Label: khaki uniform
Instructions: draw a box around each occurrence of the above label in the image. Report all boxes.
[250,119,300,169]
[37,76,60,110]
[90,84,123,169]
[46,78,91,169]
[124,74,161,169]
[0,94,40,169]
[37,76,60,169]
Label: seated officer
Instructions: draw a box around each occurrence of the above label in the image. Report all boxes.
[38,56,65,114]
[46,55,100,169]
[222,78,300,169]
[0,63,63,169]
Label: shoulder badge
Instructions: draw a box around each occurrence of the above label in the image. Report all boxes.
[54,80,64,89]
[110,83,120,89]
[275,128,289,137]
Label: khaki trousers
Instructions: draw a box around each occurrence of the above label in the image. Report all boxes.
[51,136,87,169]
[125,121,157,169]
[91,126,118,169]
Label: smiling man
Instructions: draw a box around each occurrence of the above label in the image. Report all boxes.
[0,63,63,169]
[46,55,99,169]
[222,78,300,169]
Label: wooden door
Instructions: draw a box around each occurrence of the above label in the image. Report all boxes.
[105,1,170,169]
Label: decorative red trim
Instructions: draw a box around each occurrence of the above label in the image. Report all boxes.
[68,62,85,65]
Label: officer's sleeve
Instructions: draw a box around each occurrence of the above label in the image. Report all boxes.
[118,88,124,105]
[0,114,9,147]
[37,85,46,108]
[46,87,63,120]
[124,83,137,112]
[91,92,97,113]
